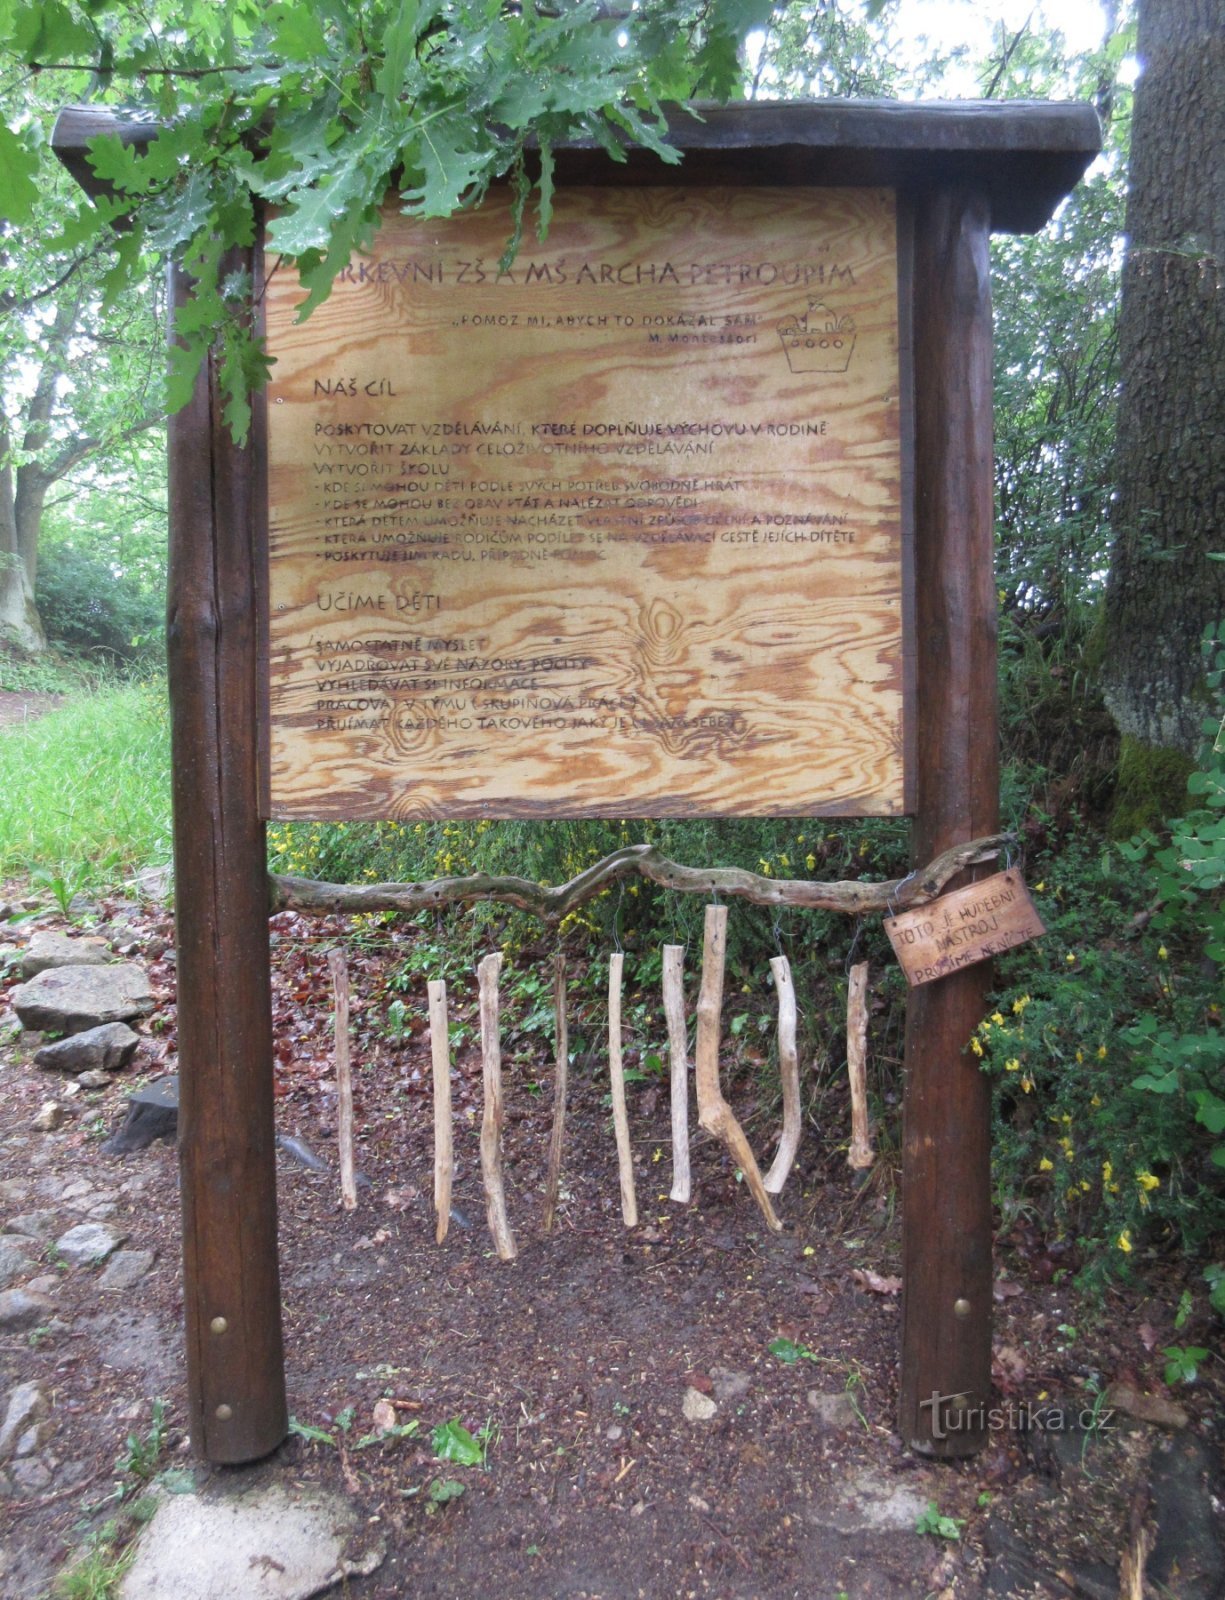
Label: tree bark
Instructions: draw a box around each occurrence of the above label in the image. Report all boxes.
[1103,0,1225,756]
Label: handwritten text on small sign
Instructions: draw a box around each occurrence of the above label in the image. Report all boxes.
[884,871,1045,987]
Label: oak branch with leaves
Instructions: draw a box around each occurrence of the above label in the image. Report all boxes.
[2,0,778,440]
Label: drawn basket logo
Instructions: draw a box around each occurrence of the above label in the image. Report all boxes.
[778,299,857,374]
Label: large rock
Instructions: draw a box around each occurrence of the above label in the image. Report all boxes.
[0,1382,48,1461]
[11,964,153,1035]
[21,931,110,979]
[34,1022,140,1076]
[119,1482,384,1600]
[0,1288,53,1332]
[0,1240,33,1289]
[55,1222,126,1267]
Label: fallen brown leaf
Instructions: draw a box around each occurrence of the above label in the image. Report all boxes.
[852,1269,902,1295]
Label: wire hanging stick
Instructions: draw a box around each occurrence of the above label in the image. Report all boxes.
[328,947,358,1213]
[846,961,875,1171]
[608,951,639,1228]
[428,978,453,1244]
[694,905,781,1232]
[764,954,801,1195]
[662,944,691,1204]
[542,952,569,1233]
[478,952,517,1261]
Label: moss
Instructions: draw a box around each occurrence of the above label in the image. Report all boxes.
[1108,736,1195,838]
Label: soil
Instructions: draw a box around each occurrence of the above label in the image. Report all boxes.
[1,889,1222,1599]
[0,692,66,732]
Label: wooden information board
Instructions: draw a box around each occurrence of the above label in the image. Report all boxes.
[264,186,908,820]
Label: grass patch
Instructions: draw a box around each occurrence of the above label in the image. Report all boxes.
[0,679,171,887]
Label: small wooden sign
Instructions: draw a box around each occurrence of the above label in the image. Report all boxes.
[883,870,1045,987]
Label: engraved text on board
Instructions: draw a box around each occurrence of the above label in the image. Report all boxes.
[265,187,906,819]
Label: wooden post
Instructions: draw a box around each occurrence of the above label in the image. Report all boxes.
[899,188,999,1456]
[168,259,287,1463]
[662,944,691,1204]
[607,952,639,1228]
[429,979,452,1244]
[764,955,801,1195]
[846,961,874,1171]
[542,954,569,1232]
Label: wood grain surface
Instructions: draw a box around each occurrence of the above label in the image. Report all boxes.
[265,186,907,818]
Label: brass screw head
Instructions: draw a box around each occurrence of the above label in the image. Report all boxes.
[210,1316,228,1335]
[215,1404,233,1421]
[953,1298,971,1318]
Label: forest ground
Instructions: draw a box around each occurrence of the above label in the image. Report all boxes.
[1,882,1221,1600]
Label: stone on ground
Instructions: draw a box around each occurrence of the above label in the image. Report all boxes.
[0,1239,34,1288]
[119,1481,384,1600]
[0,1287,53,1332]
[21,931,110,979]
[98,1249,155,1293]
[0,1381,49,1460]
[102,1075,179,1154]
[34,1021,141,1075]
[54,1221,126,1267]
[11,964,154,1034]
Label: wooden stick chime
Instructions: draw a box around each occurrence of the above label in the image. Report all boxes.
[428,979,453,1243]
[328,947,358,1212]
[694,905,782,1232]
[846,960,875,1170]
[541,953,568,1233]
[662,944,691,1204]
[478,952,516,1260]
[423,910,873,1255]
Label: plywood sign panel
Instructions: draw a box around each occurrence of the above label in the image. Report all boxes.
[265,186,907,820]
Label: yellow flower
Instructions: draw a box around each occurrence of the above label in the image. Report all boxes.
[652,1148,662,1164]
[1012,995,1032,1015]
[1021,1076,1034,1093]
[1102,1160,1113,1183]
[1117,1230,1132,1253]
[1135,1170,1160,1191]
[1066,952,1077,964]
[1005,1058,1020,1072]
[970,1037,984,1057]
[802,1245,815,1257]
[992,1012,1005,1026]
[1090,1094,1102,1108]
[1157,945,1168,960]
[805,853,816,871]
[1035,881,1045,892]
[1076,1050,1084,1064]
[1038,1157,1054,1172]
[1096,1045,1108,1061]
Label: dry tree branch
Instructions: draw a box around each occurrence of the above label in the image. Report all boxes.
[271,834,1011,923]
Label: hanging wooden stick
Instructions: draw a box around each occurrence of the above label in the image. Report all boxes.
[542,953,569,1232]
[608,952,639,1227]
[478,952,516,1260]
[764,955,801,1195]
[846,960,875,1170]
[694,906,782,1232]
[662,944,691,1204]
[328,947,357,1212]
[428,978,453,1244]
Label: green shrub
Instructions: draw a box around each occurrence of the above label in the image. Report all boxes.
[35,544,164,664]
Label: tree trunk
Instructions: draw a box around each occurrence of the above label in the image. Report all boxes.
[0,442,46,650]
[1102,0,1225,759]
